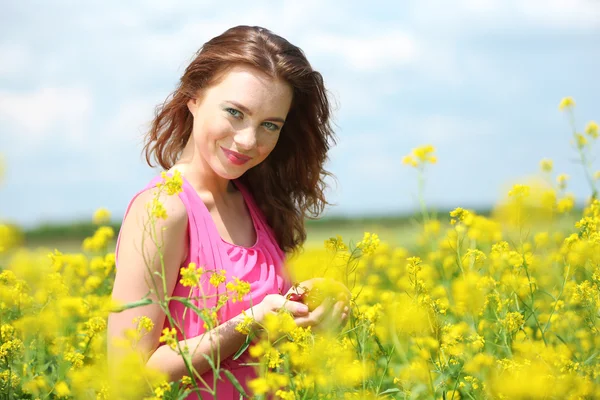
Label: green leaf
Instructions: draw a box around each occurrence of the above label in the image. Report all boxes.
[201,353,216,371]
[111,297,153,312]
[374,335,387,354]
[223,369,248,398]
[379,388,401,395]
[233,333,254,360]
[171,297,214,327]
[554,333,568,346]
[583,352,599,365]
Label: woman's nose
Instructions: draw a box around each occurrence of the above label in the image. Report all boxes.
[234,127,257,150]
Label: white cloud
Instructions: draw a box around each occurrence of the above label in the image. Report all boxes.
[0,44,30,78]
[411,0,600,33]
[305,31,419,71]
[0,87,92,146]
[415,114,497,144]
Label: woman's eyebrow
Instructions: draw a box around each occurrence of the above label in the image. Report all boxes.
[224,100,286,123]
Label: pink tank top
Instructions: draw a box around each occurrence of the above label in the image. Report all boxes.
[115,173,292,399]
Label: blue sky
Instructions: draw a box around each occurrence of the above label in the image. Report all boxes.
[1,0,599,227]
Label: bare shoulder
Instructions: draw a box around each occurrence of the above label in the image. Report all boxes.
[117,187,189,267]
[124,187,188,230]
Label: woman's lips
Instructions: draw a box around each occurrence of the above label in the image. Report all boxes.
[221,147,252,166]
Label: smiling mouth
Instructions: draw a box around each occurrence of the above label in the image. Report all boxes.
[221,147,252,165]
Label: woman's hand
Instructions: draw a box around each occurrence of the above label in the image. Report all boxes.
[285,278,351,333]
[253,293,310,326]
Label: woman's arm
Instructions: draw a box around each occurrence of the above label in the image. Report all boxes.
[107,188,189,376]
[106,188,315,383]
[145,294,311,381]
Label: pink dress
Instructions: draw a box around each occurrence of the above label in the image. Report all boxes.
[115,174,292,399]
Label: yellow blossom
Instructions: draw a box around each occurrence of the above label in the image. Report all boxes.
[226,276,251,302]
[574,132,587,148]
[209,269,227,288]
[235,311,254,335]
[357,232,380,255]
[402,145,437,168]
[92,207,111,225]
[158,169,184,195]
[159,327,178,350]
[539,158,553,173]
[556,173,570,190]
[585,120,598,139]
[324,235,348,252]
[558,96,575,111]
[148,198,168,220]
[179,262,204,287]
[54,381,71,397]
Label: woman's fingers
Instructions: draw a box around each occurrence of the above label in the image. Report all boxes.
[284,300,309,317]
[294,297,335,328]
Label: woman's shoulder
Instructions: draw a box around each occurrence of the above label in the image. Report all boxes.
[121,175,189,230]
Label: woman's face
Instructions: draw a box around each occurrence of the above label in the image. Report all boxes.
[186,64,293,180]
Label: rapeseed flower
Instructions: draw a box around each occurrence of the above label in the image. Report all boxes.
[209,269,227,288]
[158,169,184,195]
[584,120,598,139]
[179,262,204,287]
[539,158,553,173]
[92,208,111,225]
[402,144,437,168]
[225,276,251,302]
[558,96,575,111]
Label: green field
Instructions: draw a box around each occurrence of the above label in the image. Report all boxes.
[17,208,579,255]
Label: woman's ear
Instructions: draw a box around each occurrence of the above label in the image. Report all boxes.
[187,97,198,114]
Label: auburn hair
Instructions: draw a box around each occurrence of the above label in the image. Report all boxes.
[142,25,336,254]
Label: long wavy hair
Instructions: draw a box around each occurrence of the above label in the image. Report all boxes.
[142,25,336,254]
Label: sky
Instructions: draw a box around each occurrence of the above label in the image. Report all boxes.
[1,0,599,227]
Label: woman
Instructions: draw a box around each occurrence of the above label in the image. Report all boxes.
[108,25,349,399]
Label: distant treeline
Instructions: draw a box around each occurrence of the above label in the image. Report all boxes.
[23,207,497,242]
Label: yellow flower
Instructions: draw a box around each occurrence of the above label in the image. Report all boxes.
[324,235,348,252]
[158,169,184,195]
[556,173,570,190]
[575,133,587,148]
[450,207,472,225]
[235,311,254,335]
[402,145,437,168]
[508,184,530,199]
[159,327,178,350]
[134,316,154,335]
[539,158,553,173]
[557,194,575,213]
[357,232,380,255]
[594,171,600,181]
[502,311,524,333]
[402,155,418,167]
[153,381,171,398]
[92,207,111,225]
[209,269,227,288]
[275,390,297,400]
[179,262,204,287]
[585,120,598,139]
[558,96,575,111]
[148,198,168,220]
[226,276,251,302]
[82,226,115,252]
[248,377,270,396]
[54,381,71,397]
[181,375,192,386]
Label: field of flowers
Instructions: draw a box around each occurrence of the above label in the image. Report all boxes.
[1,98,599,399]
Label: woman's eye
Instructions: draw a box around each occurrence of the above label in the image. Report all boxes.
[263,122,280,131]
[225,108,242,118]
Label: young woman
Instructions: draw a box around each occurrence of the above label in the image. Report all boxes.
[108,25,349,399]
